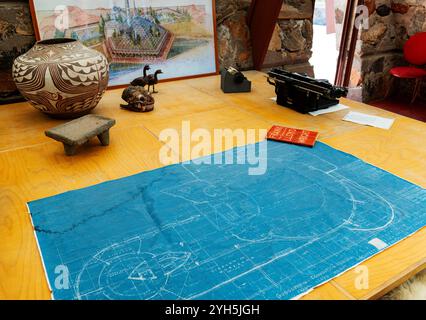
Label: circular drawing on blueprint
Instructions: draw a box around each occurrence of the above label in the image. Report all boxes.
[163,162,395,243]
[76,237,190,300]
[232,165,395,242]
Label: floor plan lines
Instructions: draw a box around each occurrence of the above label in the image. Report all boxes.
[28,141,426,300]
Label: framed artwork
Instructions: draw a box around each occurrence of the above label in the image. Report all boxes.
[0,0,36,104]
[29,0,218,88]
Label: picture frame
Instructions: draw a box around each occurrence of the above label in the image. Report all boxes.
[29,0,219,89]
[0,0,36,105]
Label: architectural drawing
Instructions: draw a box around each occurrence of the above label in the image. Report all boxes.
[32,0,217,86]
[28,141,426,300]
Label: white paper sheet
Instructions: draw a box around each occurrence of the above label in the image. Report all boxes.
[343,111,395,130]
[270,98,349,116]
[368,238,389,250]
[309,104,349,116]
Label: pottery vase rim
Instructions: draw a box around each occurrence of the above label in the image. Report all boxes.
[19,37,102,65]
[36,38,79,46]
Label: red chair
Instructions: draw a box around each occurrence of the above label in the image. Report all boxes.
[388,32,426,103]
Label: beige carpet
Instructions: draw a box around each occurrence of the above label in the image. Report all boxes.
[382,270,426,300]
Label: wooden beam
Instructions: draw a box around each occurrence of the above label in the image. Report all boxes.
[335,0,363,86]
[247,0,283,70]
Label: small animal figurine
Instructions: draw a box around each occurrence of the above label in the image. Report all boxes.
[130,65,151,87]
[120,86,155,112]
[146,69,163,93]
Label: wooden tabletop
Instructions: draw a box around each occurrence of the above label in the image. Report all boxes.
[0,71,425,300]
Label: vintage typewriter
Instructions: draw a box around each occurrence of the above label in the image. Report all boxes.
[267,68,348,114]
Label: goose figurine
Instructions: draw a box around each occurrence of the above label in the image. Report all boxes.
[146,69,163,93]
[130,65,151,87]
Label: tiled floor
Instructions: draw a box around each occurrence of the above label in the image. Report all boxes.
[370,98,426,122]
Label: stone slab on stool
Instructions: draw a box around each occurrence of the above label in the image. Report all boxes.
[45,115,116,156]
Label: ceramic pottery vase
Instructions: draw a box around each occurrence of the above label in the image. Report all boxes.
[12,38,109,118]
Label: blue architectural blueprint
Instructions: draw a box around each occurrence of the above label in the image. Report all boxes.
[28,141,426,300]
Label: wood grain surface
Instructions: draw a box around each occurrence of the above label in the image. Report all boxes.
[0,71,424,300]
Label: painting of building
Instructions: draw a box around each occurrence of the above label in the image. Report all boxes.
[103,1,175,63]
[31,0,217,87]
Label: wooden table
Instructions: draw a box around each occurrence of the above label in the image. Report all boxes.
[0,71,425,300]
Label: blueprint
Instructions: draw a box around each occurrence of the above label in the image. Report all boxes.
[28,141,426,300]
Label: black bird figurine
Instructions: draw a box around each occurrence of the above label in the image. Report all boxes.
[146,69,163,93]
[130,65,151,87]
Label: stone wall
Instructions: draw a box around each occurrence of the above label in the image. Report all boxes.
[266,0,315,74]
[360,0,426,101]
[392,0,426,99]
[215,0,315,73]
[359,0,401,101]
[275,1,314,65]
[393,0,426,46]
[215,0,253,70]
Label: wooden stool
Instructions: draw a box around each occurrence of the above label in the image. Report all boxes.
[45,115,116,156]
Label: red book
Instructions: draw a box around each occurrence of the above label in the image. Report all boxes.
[267,125,319,148]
